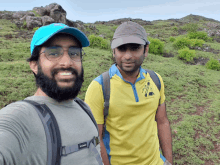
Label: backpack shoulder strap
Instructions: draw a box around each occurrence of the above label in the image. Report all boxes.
[145,69,161,91]
[74,97,99,134]
[101,71,110,136]
[21,100,62,165]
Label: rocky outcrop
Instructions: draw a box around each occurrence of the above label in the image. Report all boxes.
[26,16,42,29]
[94,18,153,26]
[0,3,80,30]
[41,16,55,26]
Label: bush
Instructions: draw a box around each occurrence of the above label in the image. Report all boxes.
[33,27,39,31]
[187,31,210,41]
[148,37,164,55]
[169,36,176,42]
[88,35,110,50]
[206,58,220,71]
[172,26,178,32]
[173,37,205,49]
[182,23,199,32]
[178,47,196,62]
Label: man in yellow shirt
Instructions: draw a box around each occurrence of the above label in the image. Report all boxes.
[85,21,173,165]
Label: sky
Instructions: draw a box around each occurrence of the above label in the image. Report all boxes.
[0,0,220,23]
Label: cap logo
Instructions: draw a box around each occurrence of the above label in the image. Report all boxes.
[53,23,66,27]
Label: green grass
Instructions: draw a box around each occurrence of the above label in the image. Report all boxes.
[0,16,220,164]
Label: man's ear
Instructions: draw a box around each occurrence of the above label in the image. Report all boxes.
[144,45,149,57]
[29,61,38,75]
[112,49,115,57]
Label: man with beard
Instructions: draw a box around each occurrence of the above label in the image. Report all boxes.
[85,21,173,165]
[0,23,102,165]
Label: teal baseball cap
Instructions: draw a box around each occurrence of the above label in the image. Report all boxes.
[30,23,90,55]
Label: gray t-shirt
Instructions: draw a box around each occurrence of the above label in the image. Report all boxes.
[0,96,101,165]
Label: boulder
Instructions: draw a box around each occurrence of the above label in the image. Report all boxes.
[12,11,35,19]
[45,3,67,24]
[89,24,96,30]
[26,16,42,29]
[14,20,23,28]
[0,12,13,20]
[41,16,55,25]
[66,19,77,27]
[33,7,48,16]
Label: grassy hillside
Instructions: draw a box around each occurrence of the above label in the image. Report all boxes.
[0,16,220,164]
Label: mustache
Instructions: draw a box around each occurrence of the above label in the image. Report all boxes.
[122,60,135,63]
[51,68,78,77]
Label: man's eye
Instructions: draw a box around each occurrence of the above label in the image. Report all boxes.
[118,46,126,51]
[69,52,79,56]
[130,46,140,51]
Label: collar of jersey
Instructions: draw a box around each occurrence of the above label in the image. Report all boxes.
[109,64,146,82]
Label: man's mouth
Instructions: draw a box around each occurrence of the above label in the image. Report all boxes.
[59,72,73,76]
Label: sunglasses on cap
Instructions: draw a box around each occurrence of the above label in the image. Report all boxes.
[40,46,84,62]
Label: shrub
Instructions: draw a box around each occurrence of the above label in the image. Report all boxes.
[187,31,209,41]
[88,35,110,50]
[182,23,199,32]
[33,27,39,31]
[173,37,205,49]
[169,36,176,42]
[172,26,178,32]
[206,58,220,71]
[148,37,164,55]
[178,47,196,62]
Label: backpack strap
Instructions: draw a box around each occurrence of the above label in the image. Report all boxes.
[21,99,102,165]
[145,69,161,91]
[61,97,102,165]
[21,100,62,165]
[74,97,99,134]
[101,71,110,137]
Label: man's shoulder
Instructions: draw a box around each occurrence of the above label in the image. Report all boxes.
[0,100,38,120]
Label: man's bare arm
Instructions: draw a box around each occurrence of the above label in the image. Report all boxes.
[155,103,173,164]
[98,124,110,165]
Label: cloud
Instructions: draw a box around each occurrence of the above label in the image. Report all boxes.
[122,0,220,15]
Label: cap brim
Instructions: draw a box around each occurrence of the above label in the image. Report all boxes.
[34,27,89,49]
[111,36,146,49]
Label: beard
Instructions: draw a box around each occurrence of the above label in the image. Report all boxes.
[113,54,145,76]
[35,64,84,102]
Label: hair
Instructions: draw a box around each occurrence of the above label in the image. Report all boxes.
[27,33,82,62]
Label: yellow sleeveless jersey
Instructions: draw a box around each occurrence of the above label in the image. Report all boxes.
[85,64,166,165]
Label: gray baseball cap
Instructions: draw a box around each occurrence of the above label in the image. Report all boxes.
[111,21,150,49]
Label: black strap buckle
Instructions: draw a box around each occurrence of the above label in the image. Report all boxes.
[60,146,68,156]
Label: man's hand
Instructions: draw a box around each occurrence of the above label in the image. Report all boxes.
[98,124,110,165]
[156,103,173,164]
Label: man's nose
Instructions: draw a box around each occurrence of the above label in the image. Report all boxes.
[59,50,73,67]
[124,50,132,59]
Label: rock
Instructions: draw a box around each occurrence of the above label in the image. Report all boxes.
[33,7,48,16]
[75,20,84,25]
[76,23,85,31]
[14,20,23,28]
[170,23,175,26]
[0,12,13,20]
[45,3,67,24]
[26,16,42,30]
[41,16,55,25]
[89,24,96,30]
[12,11,28,19]
[66,19,77,27]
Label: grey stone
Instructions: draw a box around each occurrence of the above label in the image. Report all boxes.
[26,16,42,30]
[41,16,55,25]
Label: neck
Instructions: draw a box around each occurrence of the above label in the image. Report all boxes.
[117,65,140,84]
[34,88,48,97]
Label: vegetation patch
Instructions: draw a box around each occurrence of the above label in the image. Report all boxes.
[148,37,164,55]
